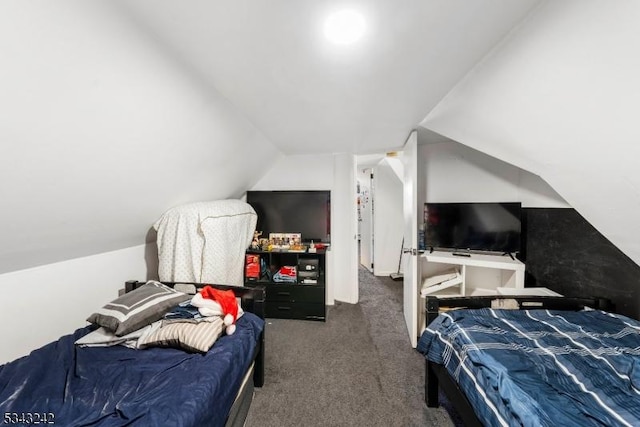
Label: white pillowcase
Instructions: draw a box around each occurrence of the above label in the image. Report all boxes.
[75,323,155,349]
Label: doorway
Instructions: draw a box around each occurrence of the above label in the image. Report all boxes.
[356,154,405,277]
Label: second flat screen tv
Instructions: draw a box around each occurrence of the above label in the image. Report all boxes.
[246,190,331,243]
[424,202,521,254]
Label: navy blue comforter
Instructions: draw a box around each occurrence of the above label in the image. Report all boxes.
[418,308,640,427]
[0,313,264,427]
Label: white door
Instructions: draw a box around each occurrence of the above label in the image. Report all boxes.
[402,131,419,347]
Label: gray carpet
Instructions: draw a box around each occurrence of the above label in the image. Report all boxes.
[244,266,461,426]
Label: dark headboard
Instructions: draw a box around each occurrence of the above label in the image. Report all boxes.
[425,295,613,327]
[125,280,266,320]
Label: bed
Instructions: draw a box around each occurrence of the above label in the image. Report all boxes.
[0,280,265,427]
[417,295,640,427]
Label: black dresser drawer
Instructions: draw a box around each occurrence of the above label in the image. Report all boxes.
[266,285,325,303]
[244,249,327,321]
[265,302,325,321]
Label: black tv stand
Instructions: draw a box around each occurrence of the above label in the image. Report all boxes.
[502,252,515,260]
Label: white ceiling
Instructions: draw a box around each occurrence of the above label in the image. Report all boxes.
[115,0,540,155]
[13,0,640,274]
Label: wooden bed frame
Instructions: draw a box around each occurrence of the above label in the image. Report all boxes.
[423,295,613,426]
[125,280,266,427]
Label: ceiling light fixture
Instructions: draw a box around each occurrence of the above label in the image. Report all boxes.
[324,9,366,45]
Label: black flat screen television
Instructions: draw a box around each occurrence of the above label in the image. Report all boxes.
[246,190,331,243]
[424,202,521,254]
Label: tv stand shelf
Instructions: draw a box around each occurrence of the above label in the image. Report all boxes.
[418,251,526,333]
[421,251,525,296]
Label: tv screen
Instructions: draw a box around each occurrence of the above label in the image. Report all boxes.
[247,191,331,243]
[424,202,521,253]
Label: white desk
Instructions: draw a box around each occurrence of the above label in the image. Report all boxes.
[421,251,525,296]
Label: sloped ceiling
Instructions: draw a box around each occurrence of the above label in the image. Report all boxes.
[0,2,280,273]
[422,0,640,265]
[115,0,540,154]
[0,0,540,273]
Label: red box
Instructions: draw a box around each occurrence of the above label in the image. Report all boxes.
[245,254,260,280]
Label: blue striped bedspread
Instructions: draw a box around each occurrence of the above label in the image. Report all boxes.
[417,308,640,427]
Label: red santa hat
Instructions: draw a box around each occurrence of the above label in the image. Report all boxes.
[197,286,240,335]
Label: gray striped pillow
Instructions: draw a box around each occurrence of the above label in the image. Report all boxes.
[87,281,190,336]
[138,317,225,353]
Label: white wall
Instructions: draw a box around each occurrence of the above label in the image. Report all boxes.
[422,1,640,265]
[372,158,405,276]
[0,1,280,273]
[0,1,282,365]
[332,154,359,304]
[0,245,149,364]
[420,141,568,208]
[250,153,358,304]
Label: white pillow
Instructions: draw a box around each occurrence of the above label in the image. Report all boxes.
[422,268,460,288]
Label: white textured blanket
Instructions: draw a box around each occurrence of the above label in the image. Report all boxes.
[154,200,257,285]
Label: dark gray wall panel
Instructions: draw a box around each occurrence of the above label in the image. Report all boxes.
[521,208,640,319]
